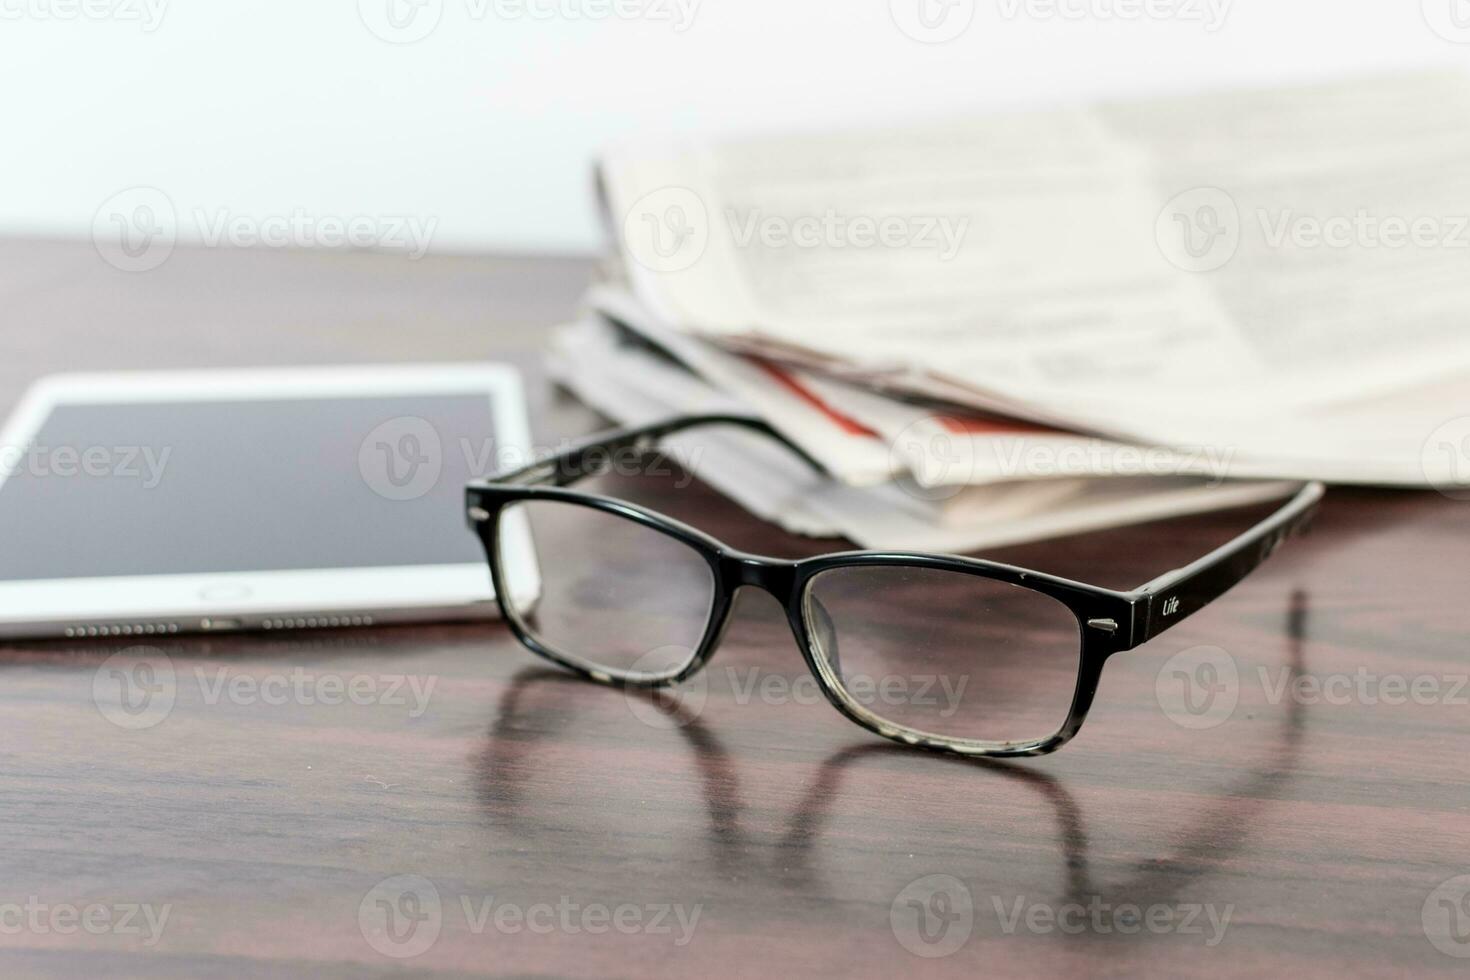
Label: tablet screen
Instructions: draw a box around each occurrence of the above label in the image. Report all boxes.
[0,395,501,580]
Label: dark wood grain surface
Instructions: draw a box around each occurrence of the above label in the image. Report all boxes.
[1,238,1467,978]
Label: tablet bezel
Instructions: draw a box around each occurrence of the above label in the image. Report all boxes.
[0,364,540,639]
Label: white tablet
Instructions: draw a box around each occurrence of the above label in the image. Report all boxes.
[0,365,540,640]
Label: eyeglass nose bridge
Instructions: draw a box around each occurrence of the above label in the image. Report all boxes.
[718,551,798,601]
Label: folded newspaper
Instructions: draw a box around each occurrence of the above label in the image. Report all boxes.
[549,71,1470,549]
[549,312,1300,550]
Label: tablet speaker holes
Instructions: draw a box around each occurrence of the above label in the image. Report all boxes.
[62,614,376,638]
[65,622,181,638]
[261,616,374,631]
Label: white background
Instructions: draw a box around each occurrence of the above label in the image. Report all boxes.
[1,0,1467,254]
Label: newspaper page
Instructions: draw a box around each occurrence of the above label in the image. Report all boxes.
[599,72,1470,471]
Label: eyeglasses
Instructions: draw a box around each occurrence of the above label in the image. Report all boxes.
[466,414,1322,758]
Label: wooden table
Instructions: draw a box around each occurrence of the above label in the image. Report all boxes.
[1,238,1467,978]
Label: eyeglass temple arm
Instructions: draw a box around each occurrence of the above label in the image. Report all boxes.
[1125,481,1324,647]
[485,413,830,487]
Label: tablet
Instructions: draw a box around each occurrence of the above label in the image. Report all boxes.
[0,365,539,639]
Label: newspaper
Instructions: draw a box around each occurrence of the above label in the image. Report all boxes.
[549,316,1300,551]
[590,283,1464,487]
[597,71,1470,487]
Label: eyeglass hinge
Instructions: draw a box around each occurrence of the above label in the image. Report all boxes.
[1086,618,1119,634]
[467,507,492,522]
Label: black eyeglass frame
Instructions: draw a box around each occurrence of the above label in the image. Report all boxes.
[467,414,1323,758]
